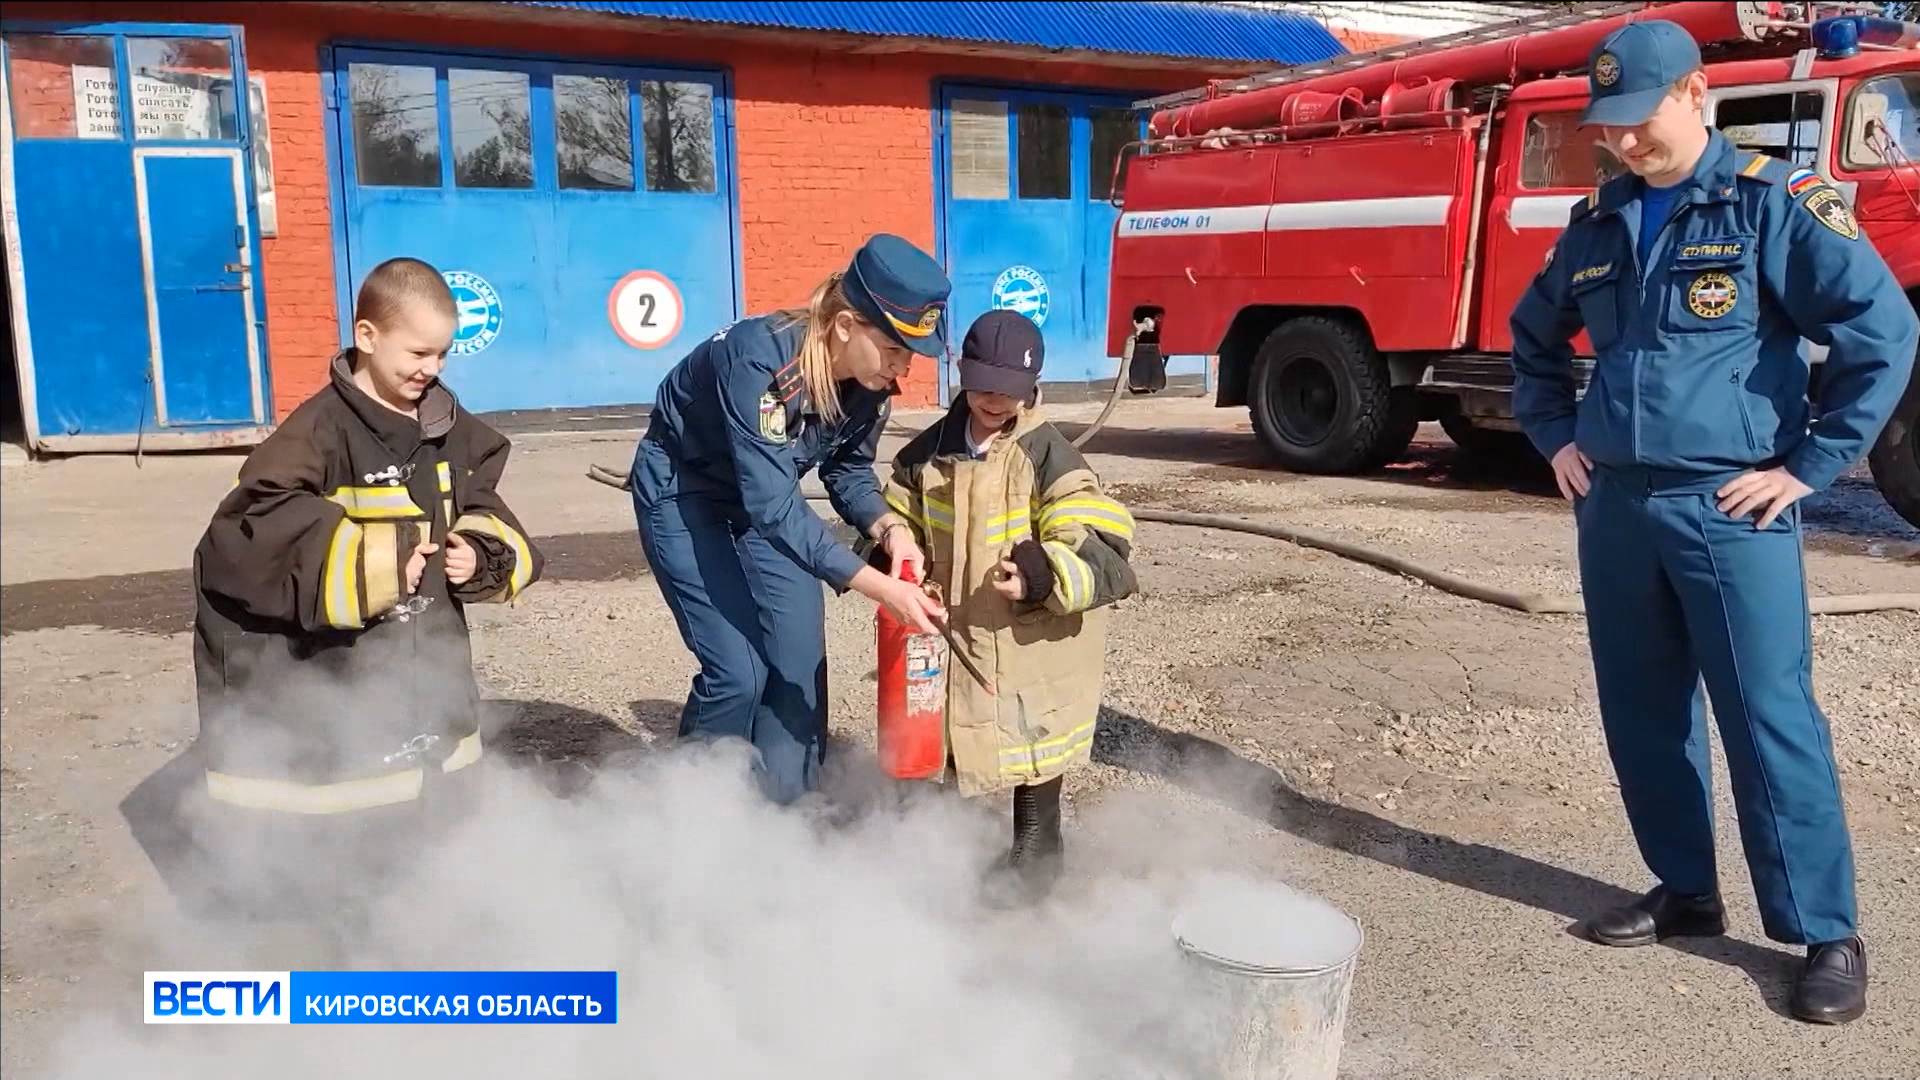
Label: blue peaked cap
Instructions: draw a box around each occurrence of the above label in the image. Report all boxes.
[842,234,952,358]
[1582,20,1703,127]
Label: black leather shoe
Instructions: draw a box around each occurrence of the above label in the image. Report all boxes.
[1587,886,1727,947]
[1791,937,1868,1025]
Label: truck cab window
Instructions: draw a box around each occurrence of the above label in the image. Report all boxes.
[1715,91,1823,168]
[1845,74,1920,170]
[1520,110,1625,189]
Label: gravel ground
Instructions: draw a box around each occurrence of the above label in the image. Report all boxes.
[3,402,1917,1078]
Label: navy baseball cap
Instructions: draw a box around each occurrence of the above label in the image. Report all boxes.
[1581,20,1703,127]
[960,309,1045,403]
[841,233,952,357]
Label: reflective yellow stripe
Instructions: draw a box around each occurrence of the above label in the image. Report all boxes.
[923,495,956,533]
[323,518,364,629]
[327,486,429,520]
[984,523,1032,545]
[1041,497,1135,541]
[1000,719,1098,774]
[1742,154,1769,177]
[884,489,925,528]
[453,513,535,599]
[205,733,483,815]
[362,522,401,620]
[436,461,453,493]
[1042,541,1094,613]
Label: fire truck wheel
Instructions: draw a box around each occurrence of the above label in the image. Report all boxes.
[1867,350,1920,530]
[1249,317,1401,474]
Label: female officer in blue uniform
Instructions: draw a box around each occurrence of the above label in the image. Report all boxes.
[631,234,950,804]
[1511,22,1917,1026]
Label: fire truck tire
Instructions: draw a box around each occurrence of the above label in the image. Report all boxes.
[1867,352,1920,530]
[1248,317,1400,474]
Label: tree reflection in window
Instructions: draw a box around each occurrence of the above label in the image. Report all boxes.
[557,75,634,191]
[350,63,441,187]
[641,80,715,193]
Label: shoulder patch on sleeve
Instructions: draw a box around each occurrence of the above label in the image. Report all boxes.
[1799,183,1861,241]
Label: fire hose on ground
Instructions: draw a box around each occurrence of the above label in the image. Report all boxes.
[580,372,1920,617]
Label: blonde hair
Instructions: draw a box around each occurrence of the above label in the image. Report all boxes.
[772,272,862,425]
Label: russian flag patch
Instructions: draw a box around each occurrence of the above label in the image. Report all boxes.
[1787,169,1822,197]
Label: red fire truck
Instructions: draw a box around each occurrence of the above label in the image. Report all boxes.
[1107,1,1920,527]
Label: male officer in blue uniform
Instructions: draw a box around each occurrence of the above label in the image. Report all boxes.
[1511,21,1917,1025]
[632,235,949,805]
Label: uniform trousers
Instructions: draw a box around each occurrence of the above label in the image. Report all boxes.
[1576,464,1857,945]
[634,485,830,805]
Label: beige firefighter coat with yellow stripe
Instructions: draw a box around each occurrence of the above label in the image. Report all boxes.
[884,400,1137,796]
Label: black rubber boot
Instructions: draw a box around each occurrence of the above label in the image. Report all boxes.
[981,778,1064,909]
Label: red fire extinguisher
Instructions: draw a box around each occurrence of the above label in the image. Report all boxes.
[876,563,947,780]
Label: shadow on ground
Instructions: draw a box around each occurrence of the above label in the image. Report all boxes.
[1091,707,1805,1020]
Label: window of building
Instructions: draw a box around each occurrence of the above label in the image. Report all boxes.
[556,75,634,191]
[350,62,442,187]
[1017,103,1070,200]
[951,98,1009,200]
[1090,108,1139,201]
[450,68,532,189]
[1520,110,1625,189]
[125,37,237,141]
[640,79,716,193]
[4,34,117,139]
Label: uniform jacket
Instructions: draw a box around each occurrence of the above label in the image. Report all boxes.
[1511,131,1918,490]
[884,399,1138,796]
[631,314,893,590]
[191,352,543,814]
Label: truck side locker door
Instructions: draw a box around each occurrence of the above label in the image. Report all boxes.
[1479,100,1615,357]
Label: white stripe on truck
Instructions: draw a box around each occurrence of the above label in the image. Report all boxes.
[1119,195,1455,238]
[1508,194,1588,230]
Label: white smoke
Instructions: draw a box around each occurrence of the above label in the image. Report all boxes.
[51,724,1359,1079]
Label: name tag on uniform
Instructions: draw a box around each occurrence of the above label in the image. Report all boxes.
[1673,239,1747,264]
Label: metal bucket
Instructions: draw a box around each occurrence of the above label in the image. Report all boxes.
[1171,878,1364,1080]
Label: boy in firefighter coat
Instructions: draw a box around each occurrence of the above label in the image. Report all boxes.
[882,310,1137,903]
[188,257,542,916]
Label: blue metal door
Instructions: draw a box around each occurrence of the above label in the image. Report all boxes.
[137,148,264,424]
[937,85,1147,399]
[330,47,740,415]
[1,24,269,449]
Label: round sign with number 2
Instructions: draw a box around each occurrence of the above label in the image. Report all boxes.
[608,270,685,351]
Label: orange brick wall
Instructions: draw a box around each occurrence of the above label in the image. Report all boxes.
[8,4,1242,413]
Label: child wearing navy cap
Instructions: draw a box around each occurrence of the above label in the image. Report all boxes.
[881,309,1139,905]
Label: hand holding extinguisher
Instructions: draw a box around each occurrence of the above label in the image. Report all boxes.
[878,520,926,581]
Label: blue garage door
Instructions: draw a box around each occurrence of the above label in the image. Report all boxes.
[940,85,1198,401]
[330,47,739,415]
[2,25,270,448]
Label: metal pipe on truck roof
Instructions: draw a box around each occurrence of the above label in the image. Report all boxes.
[1150,1,1773,138]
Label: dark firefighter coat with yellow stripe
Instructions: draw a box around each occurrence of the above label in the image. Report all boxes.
[884,399,1137,796]
[190,352,542,815]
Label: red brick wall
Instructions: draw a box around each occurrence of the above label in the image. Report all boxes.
[9,3,1235,412]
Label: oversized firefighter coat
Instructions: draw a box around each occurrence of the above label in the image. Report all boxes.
[884,399,1137,796]
[190,352,543,815]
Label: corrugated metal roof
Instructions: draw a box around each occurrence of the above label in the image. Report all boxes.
[512,1,1347,64]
